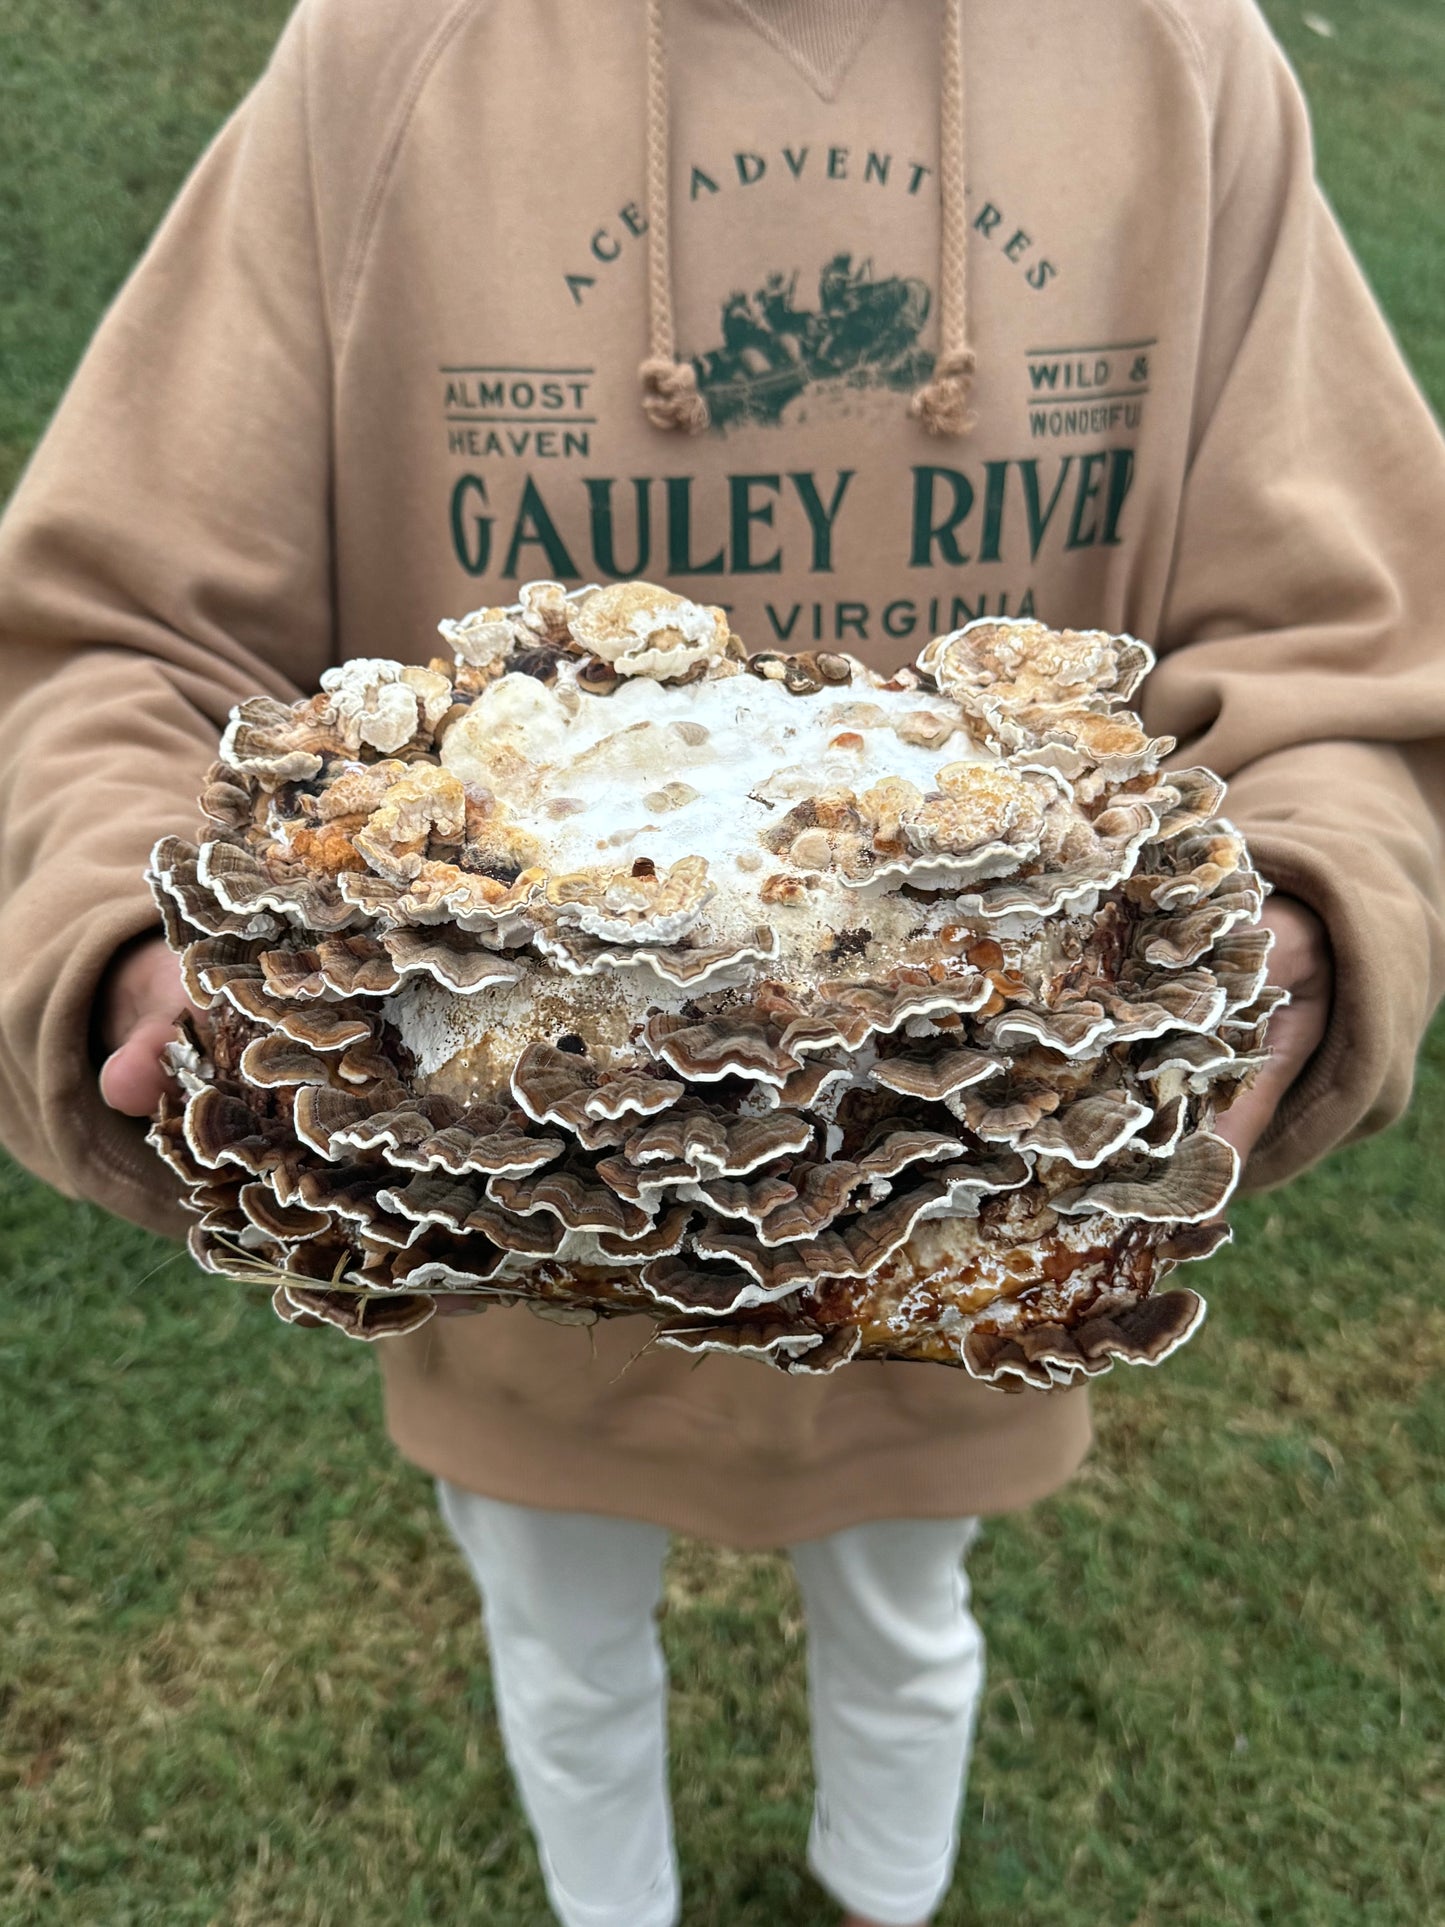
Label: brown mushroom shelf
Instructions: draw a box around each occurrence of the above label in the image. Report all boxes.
[147,580,1279,1390]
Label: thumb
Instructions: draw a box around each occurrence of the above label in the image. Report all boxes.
[100,1012,189,1116]
[98,938,190,1117]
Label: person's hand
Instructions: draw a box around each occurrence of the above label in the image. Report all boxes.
[98,933,189,1116]
[1213,894,1333,1164]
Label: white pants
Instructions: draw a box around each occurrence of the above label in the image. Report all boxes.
[436,1481,985,1927]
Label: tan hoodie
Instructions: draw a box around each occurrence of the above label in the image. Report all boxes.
[2,0,1443,1546]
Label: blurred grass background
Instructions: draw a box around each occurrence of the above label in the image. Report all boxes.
[2,1,1443,1921]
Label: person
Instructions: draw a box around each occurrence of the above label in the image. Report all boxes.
[1,1,1442,1922]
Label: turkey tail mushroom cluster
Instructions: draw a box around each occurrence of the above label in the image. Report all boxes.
[147,580,1280,1390]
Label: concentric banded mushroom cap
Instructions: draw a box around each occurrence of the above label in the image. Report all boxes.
[147,582,1276,1382]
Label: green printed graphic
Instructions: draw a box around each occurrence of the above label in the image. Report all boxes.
[693,254,934,430]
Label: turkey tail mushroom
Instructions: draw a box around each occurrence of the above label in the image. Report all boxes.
[148,583,1273,1384]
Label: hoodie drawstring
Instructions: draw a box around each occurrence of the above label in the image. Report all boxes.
[910,0,976,436]
[640,0,711,432]
[640,0,975,438]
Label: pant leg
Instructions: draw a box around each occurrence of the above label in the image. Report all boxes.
[436,1479,680,1927]
[788,1516,985,1926]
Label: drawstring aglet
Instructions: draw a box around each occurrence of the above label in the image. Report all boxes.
[910,347,977,438]
[640,355,710,433]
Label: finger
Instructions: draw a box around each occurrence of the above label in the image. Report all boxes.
[99,938,188,1059]
[99,1014,184,1116]
[1212,1080,1276,1162]
[1214,1052,1303,1160]
[1213,997,1329,1161]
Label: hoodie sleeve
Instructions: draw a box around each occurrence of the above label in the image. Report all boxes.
[0,7,336,1236]
[1140,0,1445,1188]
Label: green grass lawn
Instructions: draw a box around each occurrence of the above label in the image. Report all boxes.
[3,3,1444,1922]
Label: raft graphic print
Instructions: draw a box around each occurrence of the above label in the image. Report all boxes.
[693,254,936,430]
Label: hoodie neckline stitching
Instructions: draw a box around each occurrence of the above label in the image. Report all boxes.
[721,0,894,103]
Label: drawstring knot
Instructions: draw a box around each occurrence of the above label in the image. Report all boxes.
[640,354,710,433]
[910,346,977,437]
